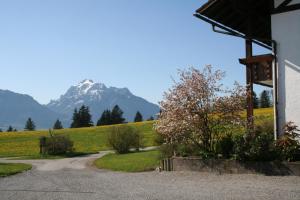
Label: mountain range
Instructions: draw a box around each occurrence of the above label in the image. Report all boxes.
[0,80,160,130]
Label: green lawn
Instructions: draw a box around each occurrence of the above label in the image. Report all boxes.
[0,108,273,158]
[94,150,160,172]
[0,121,156,158]
[0,163,32,177]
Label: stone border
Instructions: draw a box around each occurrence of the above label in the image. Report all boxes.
[171,157,300,176]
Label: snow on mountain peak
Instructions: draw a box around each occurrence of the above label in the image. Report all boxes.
[78,79,94,87]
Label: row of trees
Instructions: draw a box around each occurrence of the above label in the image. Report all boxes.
[0,105,154,132]
[253,90,273,108]
[0,118,37,132]
[71,104,152,128]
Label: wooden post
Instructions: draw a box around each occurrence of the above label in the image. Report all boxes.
[246,39,254,132]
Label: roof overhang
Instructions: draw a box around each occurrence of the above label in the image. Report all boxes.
[195,0,274,48]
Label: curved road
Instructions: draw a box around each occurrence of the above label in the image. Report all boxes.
[0,152,300,200]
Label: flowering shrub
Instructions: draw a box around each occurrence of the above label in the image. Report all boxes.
[155,66,246,155]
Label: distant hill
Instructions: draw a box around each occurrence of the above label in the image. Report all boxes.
[0,90,65,130]
[47,79,160,124]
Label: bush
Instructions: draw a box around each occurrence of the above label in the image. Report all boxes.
[275,122,300,161]
[254,119,274,135]
[154,132,165,146]
[40,135,74,155]
[215,134,234,158]
[158,144,175,159]
[106,125,143,154]
[232,134,249,161]
[248,133,277,161]
[176,143,201,157]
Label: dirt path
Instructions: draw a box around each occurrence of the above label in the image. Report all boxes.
[0,146,157,171]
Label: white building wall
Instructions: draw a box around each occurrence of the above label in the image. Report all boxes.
[271,9,300,133]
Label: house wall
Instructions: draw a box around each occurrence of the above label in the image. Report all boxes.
[271,9,300,133]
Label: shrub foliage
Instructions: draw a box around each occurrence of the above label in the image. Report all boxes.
[106,125,143,154]
[40,130,74,155]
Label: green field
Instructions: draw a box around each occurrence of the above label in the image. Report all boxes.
[0,163,32,177]
[0,121,156,158]
[94,150,160,172]
[0,108,273,158]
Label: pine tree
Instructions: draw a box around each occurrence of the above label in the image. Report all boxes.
[71,105,93,128]
[71,108,80,128]
[53,119,63,129]
[134,111,143,122]
[260,90,271,108]
[253,91,259,108]
[147,116,155,121]
[25,118,36,131]
[97,109,112,126]
[7,126,13,132]
[111,105,125,124]
[78,105,93,127]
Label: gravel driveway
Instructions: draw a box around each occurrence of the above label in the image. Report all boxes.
[0,152,300,200]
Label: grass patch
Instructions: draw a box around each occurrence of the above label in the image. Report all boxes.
[0,108,273,158]
[0,121,156,158]
[94,150,160,172]
[0,163,32,177]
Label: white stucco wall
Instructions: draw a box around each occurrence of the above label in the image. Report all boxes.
[271,9,300,133]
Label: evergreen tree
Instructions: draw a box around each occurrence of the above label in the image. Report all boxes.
[260,90,271,108]
[78,105,93,127]
[111,105,125,124]
[97,109,112,126]
[7,126,13,132]
[71,105,93,128]
[53,119,63,129]
[71,108,80,128]
[253,91,259,108]
[134,111,143,122]
[25,118,36,131]
[147,116,155,121]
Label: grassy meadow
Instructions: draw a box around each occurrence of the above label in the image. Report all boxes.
[0,121,156,158]
[0,108,273,158]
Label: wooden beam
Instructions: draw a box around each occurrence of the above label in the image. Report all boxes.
[239,54,274,65]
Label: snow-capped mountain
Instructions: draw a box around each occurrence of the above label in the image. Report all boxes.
[47,80,160,123]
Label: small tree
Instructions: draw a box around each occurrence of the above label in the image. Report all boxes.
[147,116,155,121]
[53,119,63,129]
[260,90,271,108]
[6,126,13,132]
[111,105,125,124]
[134,111,143,122]
[0,129,2,132]
[155,66,245,153]
[97,109,112,126]
[25,118,36,131]
[70,108,79,128]
[253,91,259,108]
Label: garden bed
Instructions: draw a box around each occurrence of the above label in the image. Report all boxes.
[170,157,300,176]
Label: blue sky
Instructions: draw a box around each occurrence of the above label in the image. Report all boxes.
[0,0,269,105]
